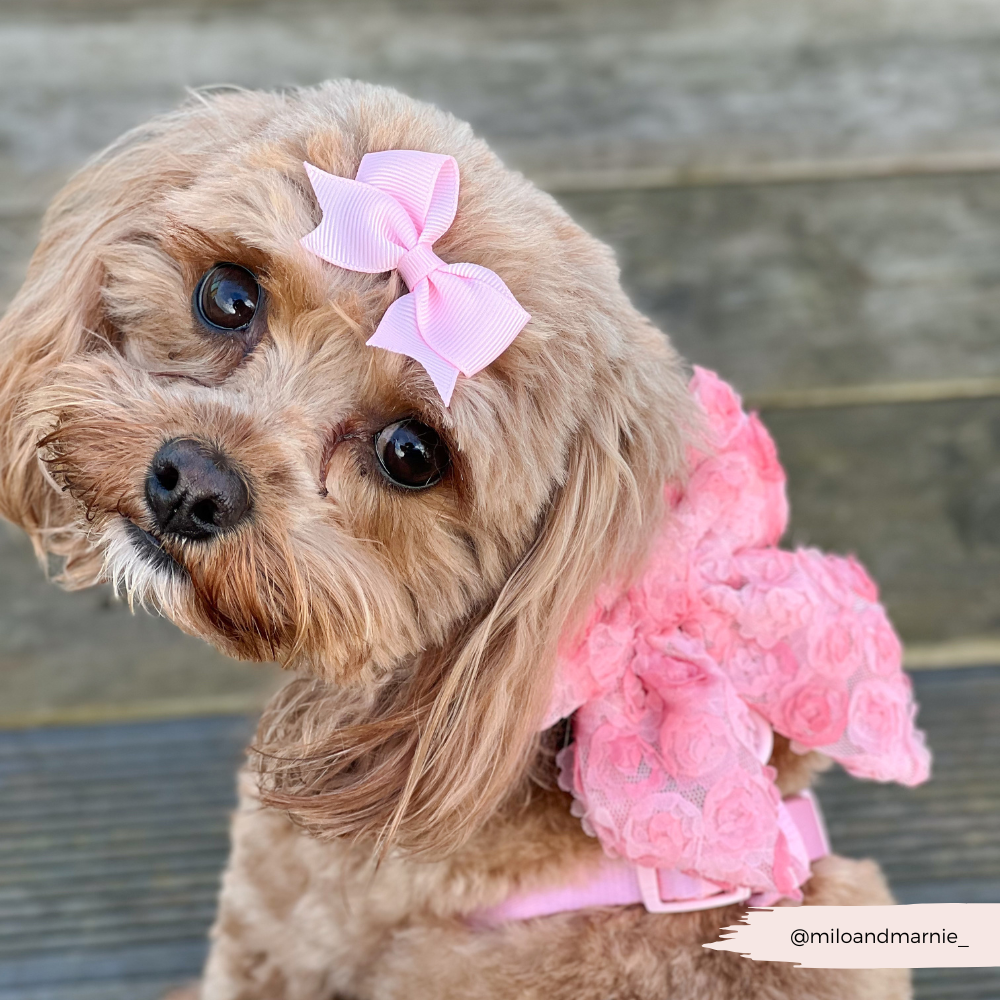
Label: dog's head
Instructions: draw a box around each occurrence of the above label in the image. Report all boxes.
[0,81,693,852]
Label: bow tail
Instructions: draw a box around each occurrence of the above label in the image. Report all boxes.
[366,293,460,405]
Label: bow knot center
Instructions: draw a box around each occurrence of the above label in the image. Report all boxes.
[396,242,445,290]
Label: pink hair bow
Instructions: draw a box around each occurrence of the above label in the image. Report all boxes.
[300,150,531,406]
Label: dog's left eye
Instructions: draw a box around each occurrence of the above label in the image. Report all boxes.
[194,263,260,332]
[374,420,450,490]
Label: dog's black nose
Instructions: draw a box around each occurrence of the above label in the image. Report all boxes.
[145,439,250,540]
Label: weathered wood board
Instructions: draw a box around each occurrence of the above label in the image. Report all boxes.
[561,175,1000,395]
[821,665,1000,998]
[766,399,1000,644]
[0,715,251,999]
[823,666,1000,900]
[0,211,37,317]
[5,0,1000,203]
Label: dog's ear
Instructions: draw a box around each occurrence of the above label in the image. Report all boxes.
[255,319,696,857]
[0,170,114,588]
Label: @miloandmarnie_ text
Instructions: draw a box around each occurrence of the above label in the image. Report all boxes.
[791,928,967,947]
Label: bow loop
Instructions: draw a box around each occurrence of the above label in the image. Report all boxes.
[419,263,530,376]
[355,150,459,245]
[300,151,530,406]
[300,161,414,273]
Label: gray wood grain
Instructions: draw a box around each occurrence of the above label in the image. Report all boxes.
[0,980,188,1000]
[0,211,39,321]
[767,398,1000,645]
[0,716,251,996]
[560,174,1000,395]
[3,0,1000,204]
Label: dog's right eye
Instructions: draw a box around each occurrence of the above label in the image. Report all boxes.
[194,264,260,332]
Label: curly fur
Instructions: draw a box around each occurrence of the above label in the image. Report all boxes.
[0,81,909,999]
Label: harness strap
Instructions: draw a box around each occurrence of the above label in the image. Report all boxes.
[474,790,829,926]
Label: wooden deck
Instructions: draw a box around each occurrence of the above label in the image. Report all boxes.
[2,0,1000,995]
[0,716,250,999]
[0,668,998,999]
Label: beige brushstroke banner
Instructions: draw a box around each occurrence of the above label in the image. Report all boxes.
[704,904,1000,968]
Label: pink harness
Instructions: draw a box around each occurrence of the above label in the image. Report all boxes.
[481,369,930,924]
[479,791,828,925]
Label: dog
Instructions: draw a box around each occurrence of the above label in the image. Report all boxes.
[0,81,913,999]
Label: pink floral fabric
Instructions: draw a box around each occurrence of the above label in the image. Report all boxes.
[548,368,930,898]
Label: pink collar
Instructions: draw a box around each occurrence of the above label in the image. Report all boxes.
[536,369,930,903]
[476,791,828,925]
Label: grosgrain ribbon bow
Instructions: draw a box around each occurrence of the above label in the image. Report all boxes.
[300,150,531,406]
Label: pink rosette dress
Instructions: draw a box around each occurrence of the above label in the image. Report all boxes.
[547,368,930,900]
